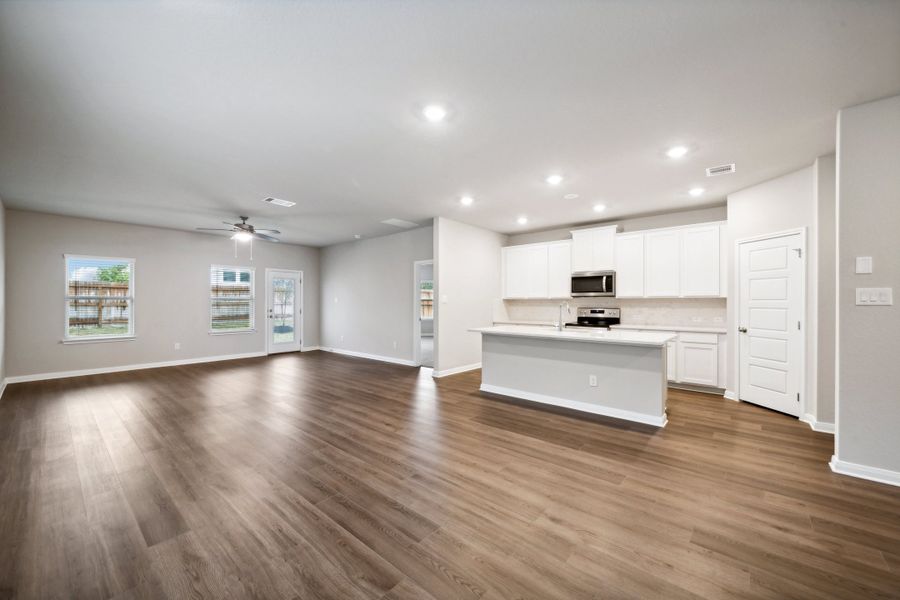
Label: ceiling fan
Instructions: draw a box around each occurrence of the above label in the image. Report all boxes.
[197,216,281,243]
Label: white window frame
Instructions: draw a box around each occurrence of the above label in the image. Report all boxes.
[209,264,256,335]
[63,254,136,343]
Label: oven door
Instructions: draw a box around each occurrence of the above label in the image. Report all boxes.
[571,272,616,297]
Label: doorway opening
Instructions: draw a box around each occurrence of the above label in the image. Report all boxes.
[413,260,434,367]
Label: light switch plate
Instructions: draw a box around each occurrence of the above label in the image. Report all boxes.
[855,256,873,274]
[856,287,893,305]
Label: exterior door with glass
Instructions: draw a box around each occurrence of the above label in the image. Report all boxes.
[266,269,302,354]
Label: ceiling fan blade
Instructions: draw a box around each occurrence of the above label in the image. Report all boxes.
[196,227,235,231]
[253,232,280,243]
[254,229,281,234]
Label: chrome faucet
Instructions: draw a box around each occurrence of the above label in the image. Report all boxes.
[557,302,571,331]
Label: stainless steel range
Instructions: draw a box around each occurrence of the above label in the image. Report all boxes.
[565,307,620,330]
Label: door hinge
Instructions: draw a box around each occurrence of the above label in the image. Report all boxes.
[797,393,800,402]
[793,248,802,258]
[797,321,801,330]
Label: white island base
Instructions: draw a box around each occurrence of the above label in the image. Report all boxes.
[472,326,674,427]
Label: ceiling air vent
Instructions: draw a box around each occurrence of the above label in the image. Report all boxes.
[381,218,419,228]
[264,197,296,207]
[706,163,736,177]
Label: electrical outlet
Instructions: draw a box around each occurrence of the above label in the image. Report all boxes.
[340,335,344,342]
[589,374,598,387]
[392,340,398,349]
[174,342,181,350]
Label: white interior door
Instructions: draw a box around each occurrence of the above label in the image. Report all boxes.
[738,233,803,416]
[266,269,302,354]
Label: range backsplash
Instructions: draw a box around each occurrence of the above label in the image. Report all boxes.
[497,297,727,328]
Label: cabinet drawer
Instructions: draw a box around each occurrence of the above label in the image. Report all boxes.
[678,332,718,344]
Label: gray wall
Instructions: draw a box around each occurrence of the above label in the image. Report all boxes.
[726,166,821,421]
[506,205,727,246]
[5,210,320,378]
[815,154,837,424]
[320,226,433,362]
[836,94,900,474]
[434,217,506,375]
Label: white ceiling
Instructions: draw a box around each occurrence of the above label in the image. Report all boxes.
[1,1,899,246]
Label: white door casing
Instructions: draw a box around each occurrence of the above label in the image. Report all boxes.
[266,269,302,354]
[737,232,804,416]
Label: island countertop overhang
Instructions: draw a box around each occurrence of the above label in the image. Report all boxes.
[470,325,675,348]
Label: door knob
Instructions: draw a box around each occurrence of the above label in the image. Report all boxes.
[738,327,747,333]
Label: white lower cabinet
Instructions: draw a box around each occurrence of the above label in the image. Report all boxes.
[617,328,724,389]
[677,340,719,386]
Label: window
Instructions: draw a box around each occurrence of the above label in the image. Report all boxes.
[419,280,433,319]
[65,255,135,340]
[210,265,255,333]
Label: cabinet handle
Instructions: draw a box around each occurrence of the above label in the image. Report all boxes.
[738,327,747,333]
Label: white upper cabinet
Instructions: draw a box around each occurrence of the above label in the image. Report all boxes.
[614,233,644,297]
[681,225,720,296]
[571,225,617,272]
[502,240,572,299]
[526,245,549,298]
[644,229,682,297]
[503,245,530,299]
[614,222,725,299]
[547,241,572,298]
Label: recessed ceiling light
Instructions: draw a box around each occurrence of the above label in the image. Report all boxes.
[546,174,564,186]
[666,145,689,159]
[422,104,447,123]
[564,193,579,200]
[354,234,362,239]
[264,197,295,207]
[460,195,474,206]
[593,203,606,213]
[231,231,252,242]
[688,187,705,197]
[517,216,528,225]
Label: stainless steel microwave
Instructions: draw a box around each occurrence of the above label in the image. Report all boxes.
[571,271,616,297]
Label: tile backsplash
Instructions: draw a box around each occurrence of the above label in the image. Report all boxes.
[497,297,727,328]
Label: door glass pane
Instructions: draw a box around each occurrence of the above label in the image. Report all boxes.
[272,278,295,344]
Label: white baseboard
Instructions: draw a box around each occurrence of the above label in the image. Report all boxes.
[0,379,6,400]
[4,351,268,384]
[801,414,835,434]
[319,347,416,367]
[433,362,481,378]
[480,383,667,428]
[300,346,321,352]
[830,455,900,487]
[723,389,737,401]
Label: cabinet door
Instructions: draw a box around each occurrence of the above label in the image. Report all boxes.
[667,341,677,382]
[547,241,572,298]
[681,225,720,296]
[645,230,682,297]
[591,227,617,271]
[526,245,549,298]
[503,246,529,299]
[678,341,719,386]
[570,230,593,273]
[615,233,644,297]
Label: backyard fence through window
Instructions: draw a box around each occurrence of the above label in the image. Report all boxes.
[65,255,135,339]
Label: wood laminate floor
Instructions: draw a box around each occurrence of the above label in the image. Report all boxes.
[1,351,899,599]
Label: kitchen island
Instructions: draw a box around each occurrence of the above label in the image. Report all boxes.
[470,325,676,427]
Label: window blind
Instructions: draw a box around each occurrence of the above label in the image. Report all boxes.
[210,265,254,332]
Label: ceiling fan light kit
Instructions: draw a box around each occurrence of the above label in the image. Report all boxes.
[196,215,281,261]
